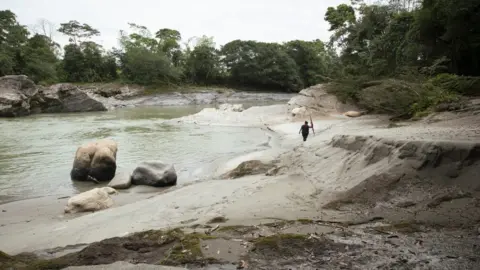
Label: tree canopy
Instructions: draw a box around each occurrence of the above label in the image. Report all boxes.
[0,0,479,95]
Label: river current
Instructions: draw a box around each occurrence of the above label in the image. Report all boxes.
[0,104,275,202]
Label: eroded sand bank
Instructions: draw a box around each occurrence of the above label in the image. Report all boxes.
[1,87,480,269]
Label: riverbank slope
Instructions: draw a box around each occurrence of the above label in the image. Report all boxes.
[1,85,480,269]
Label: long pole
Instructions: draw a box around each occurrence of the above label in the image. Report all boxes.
[310,114,315,135]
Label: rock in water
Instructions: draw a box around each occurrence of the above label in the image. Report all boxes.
[64,187,118,214]
[0,75,38,117]
[131,161,177,187]
[71,139,118,182]
[108,171,132,189]
[31,83,106,113]
[0,75,106,117]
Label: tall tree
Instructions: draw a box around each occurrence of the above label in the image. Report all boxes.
[0,10,29,76]
[57,20,100,44]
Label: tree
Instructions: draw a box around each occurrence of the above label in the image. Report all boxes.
[117,24,180,85]
[0,10,29,76]
[221,40,303,91]
[22,34,59,83]
[284,40,330,86]
[184,36,223,84]
[57,20,100,44]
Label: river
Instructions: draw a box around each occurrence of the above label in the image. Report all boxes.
[0,103,278,203]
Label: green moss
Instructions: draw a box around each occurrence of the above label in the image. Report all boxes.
[26,258,70,270]
[216,225,256,234]
[159,232,217,266]
[374,222,423,233]
[134,228,183,242]
[297,218,315,224]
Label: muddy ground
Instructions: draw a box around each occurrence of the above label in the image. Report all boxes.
[1,217,479,270]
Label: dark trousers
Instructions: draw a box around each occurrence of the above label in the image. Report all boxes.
[302,133,308,141]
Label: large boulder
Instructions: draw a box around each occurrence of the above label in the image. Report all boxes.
[131,161,177,187]
[70,139,118,182]
[64,187,118,214]
[0,75,107,117]
[30,83,106,114]
[0,75,38,117]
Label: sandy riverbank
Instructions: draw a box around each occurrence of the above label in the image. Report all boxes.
[1,87,480,269]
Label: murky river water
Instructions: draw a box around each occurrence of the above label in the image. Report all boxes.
[0,104,273,202]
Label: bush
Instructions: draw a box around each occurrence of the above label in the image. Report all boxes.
[428,73,480,96]
[327,78,461,119]
[410,82,461,117]
[357,79,423,116]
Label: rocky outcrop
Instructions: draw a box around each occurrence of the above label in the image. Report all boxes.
[79,84,144,100]
[107,171,132,189]
[70,139,118,183]
[131,161,177,187]
[64,187,118,214]
[31,84,106,114]
[0,75,38,117]
[0,75,106,117]
[287,84,358,116]
[222,160,276,179]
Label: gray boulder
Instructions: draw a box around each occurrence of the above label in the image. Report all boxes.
[0,75,107,117]
[131,161,177,187]
[0,75,38,117]
[108,171,132,189]
[31,83,106,114]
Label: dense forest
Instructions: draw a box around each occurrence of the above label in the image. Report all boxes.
[0,0,479,116]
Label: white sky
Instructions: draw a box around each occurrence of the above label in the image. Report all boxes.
[1,0,349,49]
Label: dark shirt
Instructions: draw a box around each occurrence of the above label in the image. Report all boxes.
[301,124,310,135]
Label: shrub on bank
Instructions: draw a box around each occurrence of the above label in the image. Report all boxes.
[326,76,465,119]
[428,73,480,96]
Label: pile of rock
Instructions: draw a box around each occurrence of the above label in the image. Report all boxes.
[65,139,178,214]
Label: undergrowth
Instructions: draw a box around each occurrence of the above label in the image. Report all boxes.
[325,73,476,119]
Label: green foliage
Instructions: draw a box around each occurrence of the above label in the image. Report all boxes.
[184,39,223,85]
[323,0,480,118]
[220,40,306,91]
[120,47,180,85]
[1,0,479,99]
[0,10,29,76]
[57,20,100,44]
[428,73,480,96]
